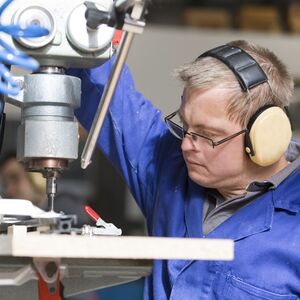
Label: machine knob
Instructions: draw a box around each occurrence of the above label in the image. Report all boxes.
[12,5,56,49]
[66,2,115,53]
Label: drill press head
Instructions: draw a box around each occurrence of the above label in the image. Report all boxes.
[2,0,115,211]
[16,66,81,211]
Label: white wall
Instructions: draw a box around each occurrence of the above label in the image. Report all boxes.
[127,25,300,114]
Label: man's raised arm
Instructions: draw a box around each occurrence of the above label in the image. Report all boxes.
[67,58,171,218]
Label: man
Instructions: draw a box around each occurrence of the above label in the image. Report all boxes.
[68,40,300,299]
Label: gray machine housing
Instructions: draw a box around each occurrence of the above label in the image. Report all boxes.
[13,73,81,163]
[3,0,115,166]
[0,0,115,68]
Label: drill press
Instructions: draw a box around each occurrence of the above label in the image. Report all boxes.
[2,0,115,211]
[2,0,147,212]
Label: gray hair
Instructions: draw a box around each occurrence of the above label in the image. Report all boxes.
[174,40,294,127]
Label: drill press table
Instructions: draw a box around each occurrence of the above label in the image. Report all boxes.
[0,226,233,299]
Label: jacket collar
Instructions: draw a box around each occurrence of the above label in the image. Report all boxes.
[207,191,274,241]
[184,158,300,242]
[184,180,274,242]
[271,167,300,213]
[184,179,204,238]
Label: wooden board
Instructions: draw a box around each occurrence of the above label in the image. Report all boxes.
[0,227,234,261]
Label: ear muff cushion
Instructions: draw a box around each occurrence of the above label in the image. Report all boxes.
[248,106,292,166]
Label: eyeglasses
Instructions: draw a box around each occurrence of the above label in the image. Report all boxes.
[164,111,247,148]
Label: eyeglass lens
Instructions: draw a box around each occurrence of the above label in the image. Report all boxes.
[166,121,184,140]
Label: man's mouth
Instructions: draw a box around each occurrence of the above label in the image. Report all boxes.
[185,159,203,166]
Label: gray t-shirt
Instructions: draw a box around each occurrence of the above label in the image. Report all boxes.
[202,144,300,236]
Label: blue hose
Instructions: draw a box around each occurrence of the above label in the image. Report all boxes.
[0,0,49,96]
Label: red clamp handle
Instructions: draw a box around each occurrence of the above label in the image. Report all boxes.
[37,273,62,300]
[85,205,100,222]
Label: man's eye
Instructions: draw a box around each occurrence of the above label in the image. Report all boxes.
[197,131,217,139]
[206,133,217,139]
[207,133,220,139]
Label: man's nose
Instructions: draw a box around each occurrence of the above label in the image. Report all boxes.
[181,135,196,152]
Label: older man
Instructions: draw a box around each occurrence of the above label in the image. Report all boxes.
[68,40,300,299]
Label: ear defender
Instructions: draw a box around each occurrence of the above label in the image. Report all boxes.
[199,45,292,166]
[245,106,292,166]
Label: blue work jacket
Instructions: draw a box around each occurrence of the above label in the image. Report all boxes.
[68,59,300,300]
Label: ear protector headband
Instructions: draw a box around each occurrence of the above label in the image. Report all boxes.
[199,45,292,167]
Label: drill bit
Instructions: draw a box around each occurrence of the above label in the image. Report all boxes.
[46,175,57,212]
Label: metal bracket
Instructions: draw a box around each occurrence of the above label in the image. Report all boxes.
[33,258,66,298]
[0,265,37,286]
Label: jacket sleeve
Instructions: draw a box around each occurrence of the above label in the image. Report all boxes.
[67,58,169,220]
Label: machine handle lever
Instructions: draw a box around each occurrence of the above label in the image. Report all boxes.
[84,1,117,29]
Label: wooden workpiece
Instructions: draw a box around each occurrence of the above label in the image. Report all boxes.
[0,226,233,299]
[0,227,234,260]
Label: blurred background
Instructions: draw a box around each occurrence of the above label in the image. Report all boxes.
[2,0,300,299]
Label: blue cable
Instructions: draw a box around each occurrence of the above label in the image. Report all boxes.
[0,0,49,96]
